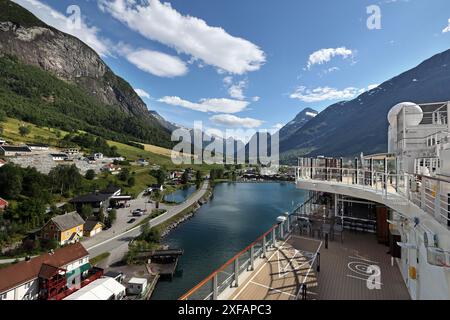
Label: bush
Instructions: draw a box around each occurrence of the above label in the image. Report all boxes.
[85,169,96,180]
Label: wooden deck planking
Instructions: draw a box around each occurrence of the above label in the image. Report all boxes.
[229,232,410,300]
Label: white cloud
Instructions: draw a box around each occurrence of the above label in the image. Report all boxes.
[13,0,110,56]
[290,86,361,103]
[252,96,260,102]
[307,47,353,69]
[99,0,266,74]
[223,76,233,85]
[228,80,247,100]
[134,88,151,99]
[117,45,188,77]
[210,114,263,128]
[443,19,450,33]
[158,96,249,114]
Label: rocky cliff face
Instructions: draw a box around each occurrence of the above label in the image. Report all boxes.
[0,0,156,119]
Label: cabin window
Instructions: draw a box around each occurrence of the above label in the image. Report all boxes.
[0,293,6,300]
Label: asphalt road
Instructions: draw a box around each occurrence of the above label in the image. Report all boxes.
[87,181,209,267]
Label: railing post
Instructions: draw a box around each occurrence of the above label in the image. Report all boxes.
[262,235,267,258]
[434,181,441,220]
[280,222,284,239]
[420,179,426,210]
[249,245,254,271]
[272,228,277,248]
[212,274,218,300]
[233,257,239,287]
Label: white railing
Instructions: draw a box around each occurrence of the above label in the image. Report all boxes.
[296,165,450,229]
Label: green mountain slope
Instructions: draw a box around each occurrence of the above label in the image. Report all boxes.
[0,0,172,148]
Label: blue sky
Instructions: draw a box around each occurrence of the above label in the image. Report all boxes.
[12,0,450,137]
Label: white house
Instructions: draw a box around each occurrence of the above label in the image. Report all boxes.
[50,153,69,161]
[126,277,147,295]
[63,277,126,300]
[0,243,90,300]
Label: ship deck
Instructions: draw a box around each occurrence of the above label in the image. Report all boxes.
[227,232,410,300]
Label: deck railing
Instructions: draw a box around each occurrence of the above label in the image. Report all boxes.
[295,164,450,229]
[179,197,315,300]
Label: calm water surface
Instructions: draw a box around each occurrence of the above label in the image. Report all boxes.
[152,182,306,300]
[164,185,197,204]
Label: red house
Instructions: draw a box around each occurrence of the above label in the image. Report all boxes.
[0,198,8,211]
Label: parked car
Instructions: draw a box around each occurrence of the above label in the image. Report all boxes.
[127,218,136,224]
[132,211,143,217]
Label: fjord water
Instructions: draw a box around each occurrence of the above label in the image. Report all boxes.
[152,182,307,300]
[164,185,197,204]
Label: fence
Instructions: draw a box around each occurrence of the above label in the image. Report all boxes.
[296,162,450,229]
[179,197,315,300]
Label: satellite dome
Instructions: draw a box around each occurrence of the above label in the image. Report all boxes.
[387,102,423,127]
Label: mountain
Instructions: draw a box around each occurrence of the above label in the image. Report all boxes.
[0,0,172,147]
[280,48,450,164]
[149,110,179,132]
[279,107,318,142]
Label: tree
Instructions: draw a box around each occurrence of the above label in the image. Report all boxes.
[85,169,96,180]
[80,204,93,220]
[181,170,189,185]
[127,176,135,187]
[0,109,6,122]
[118,167,130,182]
[106,209,117,227]
[19,125,31,137]
[196,170,202,183]
[98,208,105,224]
[150,169,166,185]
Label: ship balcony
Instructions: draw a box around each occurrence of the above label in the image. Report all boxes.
[295,165,450,232]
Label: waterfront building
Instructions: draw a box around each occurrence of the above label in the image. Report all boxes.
[0,243,92,300]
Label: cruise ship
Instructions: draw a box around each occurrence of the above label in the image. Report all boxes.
[180,101,450,300]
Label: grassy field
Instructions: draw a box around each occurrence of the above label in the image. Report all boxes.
[1,117,69,145]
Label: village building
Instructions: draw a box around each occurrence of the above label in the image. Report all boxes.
[50,153,69,161]
[40,212,85,245]
[28,144,49,151]
[63,148,79,155]
[0,159,6,168]
[0,243,92,300]
[83,220,104,237]
[62,277,125,300]
[0,145,32,157]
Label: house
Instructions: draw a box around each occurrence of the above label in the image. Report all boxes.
[0,139,6,146]
[101,163,122,175]
[0,197,9,210]
[83,220,104,237]
[126,277,148,296]
[69,192,111,213]
[137,158,149,166]
[0,145,32,157]
[94,153,103,160]
[63,148,79,155]
[0,243,91,300]
[0,159,6,168]
[63,277,125,300]
[40,212,85,245]
[28,144,49,151]
[50,153,69,161]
